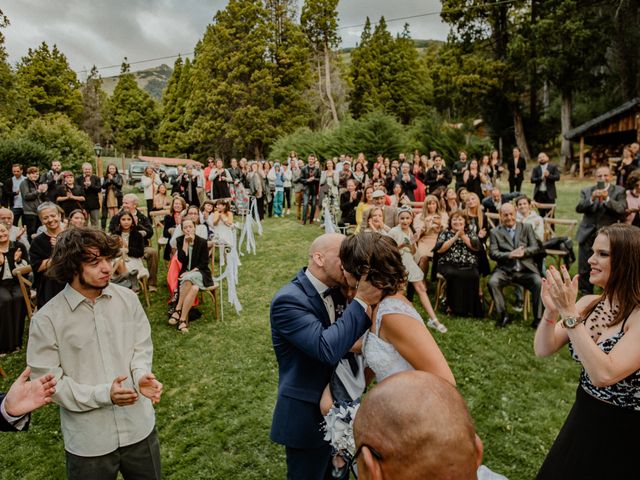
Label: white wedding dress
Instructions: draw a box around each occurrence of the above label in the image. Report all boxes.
[363,297,421,381]
[362,296,508,480]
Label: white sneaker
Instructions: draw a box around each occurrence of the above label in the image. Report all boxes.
[427,318,448,333]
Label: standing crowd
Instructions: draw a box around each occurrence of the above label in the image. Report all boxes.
[2,141,640,479]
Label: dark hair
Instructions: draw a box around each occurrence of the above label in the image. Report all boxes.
[340,232,407,297]
[46,228,120,284]
[27,166,39,174]
[626,169,640,190]
[515,195,531,205]
[215,199,230,213]
[68,209,87,222]
[448,210,468,228]
[581,224,640,327]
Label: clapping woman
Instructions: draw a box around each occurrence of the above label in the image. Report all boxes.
[434,211,483,317]
[0,222,29,354]
[170,218,214,333]
[534,224,640,479]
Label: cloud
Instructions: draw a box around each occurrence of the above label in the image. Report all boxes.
[2,0,448,78]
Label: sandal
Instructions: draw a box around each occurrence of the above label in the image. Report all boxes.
[427,318,448,333]
[168,310,181,326]
[177,321,189,333]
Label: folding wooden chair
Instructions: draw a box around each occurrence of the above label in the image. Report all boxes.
[139,276,151,308]
[543,218,578,268]
[531,202,556,219]
[12,265,37,321]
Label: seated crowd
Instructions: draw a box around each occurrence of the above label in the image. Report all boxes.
[2,144,638,353]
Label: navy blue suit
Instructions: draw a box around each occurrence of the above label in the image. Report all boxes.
[270,269,370,479]
[0,393,29,431]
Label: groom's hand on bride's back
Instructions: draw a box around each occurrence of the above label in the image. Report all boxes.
[354,275,383,307]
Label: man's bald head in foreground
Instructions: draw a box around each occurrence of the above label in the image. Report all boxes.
[354,371,482,480]
[307,233,347,288]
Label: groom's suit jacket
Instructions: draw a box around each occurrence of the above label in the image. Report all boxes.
[270,269,370,449]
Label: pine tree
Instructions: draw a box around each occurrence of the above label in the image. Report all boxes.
[80,65,108,144]
[349,18,427,124]
[266,0,312,136]
[157,56,185,153]
[187,0,310,159]
[16,42,83,123]
[348,17,375,118]
[106,59,160,151]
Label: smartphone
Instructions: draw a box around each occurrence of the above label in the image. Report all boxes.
[596,181,605,190]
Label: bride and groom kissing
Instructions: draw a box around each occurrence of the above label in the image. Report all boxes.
[269,232,456,479]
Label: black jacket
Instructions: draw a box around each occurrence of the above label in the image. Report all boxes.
[531,164,560,201]
[425,167,452,192]
[76,174,102,211]
[176,235,213,287]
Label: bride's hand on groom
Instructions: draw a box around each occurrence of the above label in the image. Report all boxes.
[355,275,383,307]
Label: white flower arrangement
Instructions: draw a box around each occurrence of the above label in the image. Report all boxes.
[322,400,360,455]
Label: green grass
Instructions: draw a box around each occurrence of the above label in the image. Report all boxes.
[0,178,592,479]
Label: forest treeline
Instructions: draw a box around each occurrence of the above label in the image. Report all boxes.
[0,0,638,174]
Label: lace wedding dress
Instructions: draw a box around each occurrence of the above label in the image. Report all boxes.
[363,296,421,381]
[362,296,508,480]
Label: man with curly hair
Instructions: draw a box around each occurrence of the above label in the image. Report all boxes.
[27,227,163,480]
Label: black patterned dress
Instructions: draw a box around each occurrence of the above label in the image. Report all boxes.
[433,230,483,317]
[537,301,640,479]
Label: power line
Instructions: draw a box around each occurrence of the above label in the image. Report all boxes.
[77,0,518,76]
[337,0,518,30]
[76,52,194,75]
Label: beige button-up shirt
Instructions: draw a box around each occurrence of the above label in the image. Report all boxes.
[27,283,156,456]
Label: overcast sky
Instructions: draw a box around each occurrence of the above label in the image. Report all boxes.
[2,0,447,80]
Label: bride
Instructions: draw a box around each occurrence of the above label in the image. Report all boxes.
[339,231,455,384]
[335,232,506,480]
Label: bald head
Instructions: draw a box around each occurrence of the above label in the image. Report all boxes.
[307,233,346,288]
[354,371,481,480]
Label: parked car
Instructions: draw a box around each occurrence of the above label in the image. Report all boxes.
[128,161,148,185]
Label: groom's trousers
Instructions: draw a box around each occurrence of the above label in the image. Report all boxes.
[286,445,331,480]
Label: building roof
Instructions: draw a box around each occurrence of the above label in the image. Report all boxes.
[138,156,203,167]
[564,97,640,141]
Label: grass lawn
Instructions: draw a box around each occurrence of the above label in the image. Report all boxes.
[0,178,593,479]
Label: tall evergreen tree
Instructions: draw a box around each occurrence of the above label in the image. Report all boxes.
[16,42,83,123]
[80,65,108,144]
[301,0,341,125]
[349,18,427,124]
[106,59,159,151]
[187,0,309,159]
[158,56,184,153]
[349,18,375,118]
[265,0,312,134]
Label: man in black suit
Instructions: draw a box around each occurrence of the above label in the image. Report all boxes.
[452,150,469,191]
[488,203,543,328]
[270,233,381,479]
[1,367,56,431]
[507,147,527,193]
[76,162,102,227]
[425,154,452,193]
[576,166,627,295]
[301,155,321,225]
[530,152,560,218]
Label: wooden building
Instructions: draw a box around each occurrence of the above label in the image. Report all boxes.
[564,97,640,177]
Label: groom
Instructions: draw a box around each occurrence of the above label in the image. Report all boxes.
[270,233,382,480]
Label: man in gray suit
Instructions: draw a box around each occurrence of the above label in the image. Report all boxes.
[362,190,398,228]
[575,166,627,295]
[488,203,543,328]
